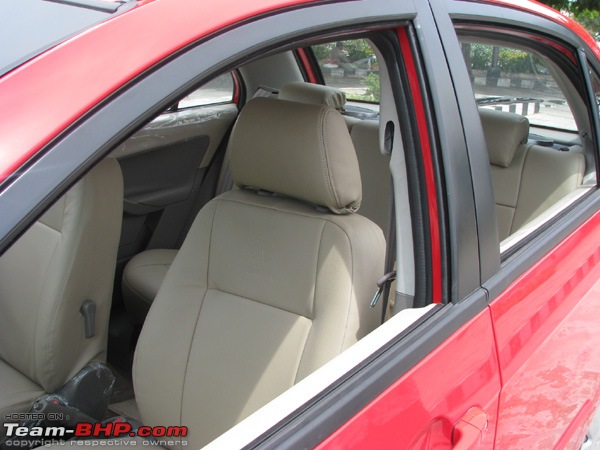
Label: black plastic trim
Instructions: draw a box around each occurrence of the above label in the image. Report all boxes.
[412,0,481,300]
[580,51,600,174]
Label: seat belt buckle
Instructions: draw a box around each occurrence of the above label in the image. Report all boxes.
[370,287,383,308]
[370,270,397,308]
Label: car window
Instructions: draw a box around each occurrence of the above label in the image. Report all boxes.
[460,41,576,131]
[312,39,380,103]
[457,33,597,249]
[177,72,235,109]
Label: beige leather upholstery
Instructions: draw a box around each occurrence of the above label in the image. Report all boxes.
[132,97,385,448]
[231,99,361,214]
[0,158,123,415]
[122,83,389,321]
[480,108,585,240]
[279,81,346,110]
[122,249,178,324]
[480,108,529,168]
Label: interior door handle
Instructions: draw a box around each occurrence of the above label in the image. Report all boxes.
[452,407,488,450]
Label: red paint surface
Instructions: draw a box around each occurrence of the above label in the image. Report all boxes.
[398,27,442,303]
[316,309,500,449]
[295,48,319,84]
[316,210,600,448]
[0,0,317,183]
[491,210,600,448]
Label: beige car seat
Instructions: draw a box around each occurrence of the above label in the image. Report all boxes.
[129,97,385,448]
[0,158,123,421]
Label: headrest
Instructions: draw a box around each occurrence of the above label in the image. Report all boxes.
[279,82,346,110]
[229,97,362,214]
[479,108,529,168]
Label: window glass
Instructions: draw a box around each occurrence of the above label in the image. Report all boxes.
[460,42,576,131]
[177,72,235,108]
[457,35,598,249]
[312,39,380,102]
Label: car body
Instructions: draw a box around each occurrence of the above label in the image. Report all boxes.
[1,0,600,448]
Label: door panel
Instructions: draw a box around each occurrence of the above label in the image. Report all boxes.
[316,307,500,449]
[120,135,209,208]
[112,103,238,261]
[490,210,600,448]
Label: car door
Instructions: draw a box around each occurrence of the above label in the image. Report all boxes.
[224,4,503,450]
[5,0,600,448]
[441,0,600,447]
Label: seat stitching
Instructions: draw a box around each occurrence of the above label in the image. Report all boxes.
[318,108,341,209]
[45,175,90,390]
[338,225,354,353]
[177,199,219,435]
[294,221,324,383]
[217,195,353,233]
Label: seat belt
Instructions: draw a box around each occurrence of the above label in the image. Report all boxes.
[370,183,397,323]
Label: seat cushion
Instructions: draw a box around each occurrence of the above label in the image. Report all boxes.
[122,249,178,324]
[0,359,44,437]
[133,188,385,449]
[0,158,123,392]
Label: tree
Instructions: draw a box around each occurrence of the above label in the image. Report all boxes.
[538,0,599,14]
[537,0,600,36]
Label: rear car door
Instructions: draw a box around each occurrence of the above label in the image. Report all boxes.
[442,0,600,447]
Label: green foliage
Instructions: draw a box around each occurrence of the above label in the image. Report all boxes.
[498,48,532,74]
[537,0,600,35]
[312,44,331,62]
[469,44,493,70]
[312,40,375,65]
[359,72,381,102]
[342,39,374,62]
[466,44,538,74]
[538,0,600,14]
[575,8,600,35]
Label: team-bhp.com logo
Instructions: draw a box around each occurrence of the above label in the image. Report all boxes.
[2,420,188,447]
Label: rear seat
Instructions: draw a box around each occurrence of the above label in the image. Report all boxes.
[480,108,585,241]
[123,82,390,323]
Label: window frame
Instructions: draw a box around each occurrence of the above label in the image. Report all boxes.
[443,0,600,298]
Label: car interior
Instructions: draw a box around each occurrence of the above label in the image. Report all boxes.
[0,27,597,448]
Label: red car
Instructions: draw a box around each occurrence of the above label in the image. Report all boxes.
[1,0,600,448]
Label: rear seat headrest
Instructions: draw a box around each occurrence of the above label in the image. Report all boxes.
[279,81,346,111]
[229,97,362,214]
[479,108,529,168]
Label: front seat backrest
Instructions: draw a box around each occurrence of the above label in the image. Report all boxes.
[0,158,123,393]
[133,97,385,449]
